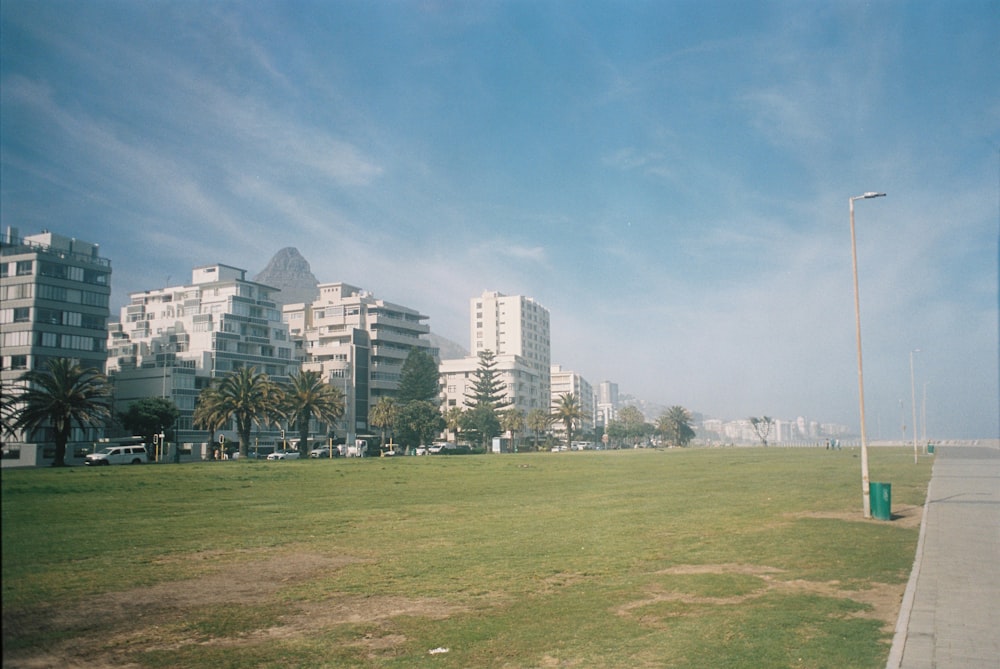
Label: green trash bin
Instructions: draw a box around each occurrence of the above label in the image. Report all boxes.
[870,482,891,520]
[927,443,935,455]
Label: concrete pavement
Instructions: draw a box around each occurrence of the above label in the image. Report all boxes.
[887,444,1000,669]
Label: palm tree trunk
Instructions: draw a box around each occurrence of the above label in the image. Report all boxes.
[52,424,70,467]
[298,423,310,456]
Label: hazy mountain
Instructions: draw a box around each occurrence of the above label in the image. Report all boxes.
[254,247,319,305]
[254,247,467,359]
[428,332,468,360]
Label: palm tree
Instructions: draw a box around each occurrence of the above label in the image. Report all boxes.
[657,406,695,448]
[368,396,398,450]
[211,367,284,458]
[552,393,584,448]
[526,408,552,451]
[284,370,345,456]
[499,406,526,453]
[2,358,112,466]
[445,406,464,445]
[193,385,228,446]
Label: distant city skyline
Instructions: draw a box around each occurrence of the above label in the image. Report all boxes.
[2,1,997,438]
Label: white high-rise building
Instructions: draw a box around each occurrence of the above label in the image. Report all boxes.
[283,282,432,441]
[550,364,595,438]
[471,290,550,375]
[107,264,297,447]
[441,290,551,415]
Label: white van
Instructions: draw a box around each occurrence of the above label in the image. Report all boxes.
[85,445,149,466]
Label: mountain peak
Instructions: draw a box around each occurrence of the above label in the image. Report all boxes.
[254,247,320,305]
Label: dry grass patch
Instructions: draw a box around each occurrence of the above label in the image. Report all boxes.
[617,562,905,633]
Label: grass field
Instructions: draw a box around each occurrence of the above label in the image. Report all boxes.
[2,446,933,668]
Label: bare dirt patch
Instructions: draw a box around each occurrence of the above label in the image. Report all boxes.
[788,502,924,529]
[617,563,905,633]
[3,551,464,669]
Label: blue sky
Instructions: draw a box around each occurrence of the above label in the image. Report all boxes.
[2,0,997,439]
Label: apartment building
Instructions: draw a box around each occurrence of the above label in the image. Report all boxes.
[596,380,619,428]
[550,364,595,438]
[1,228,112,466]
[440,352,545,413]
[283,282,432,442]
[107,264,297,449]
[471,290,550,375]
[441,290,551,414]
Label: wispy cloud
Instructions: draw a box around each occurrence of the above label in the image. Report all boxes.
[497,243,547,263]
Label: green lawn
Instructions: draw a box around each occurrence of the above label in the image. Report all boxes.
[2,447,932,668]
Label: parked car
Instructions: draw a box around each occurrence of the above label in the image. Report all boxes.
[309,447,339,458]
[428,442,455,454]
[267,450,300,460]
[85,445,148,466]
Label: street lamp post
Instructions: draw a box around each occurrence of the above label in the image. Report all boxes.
[922,382,929,445]
[340,361,353,455]
[850,191,886,519]
[910,349,920,464]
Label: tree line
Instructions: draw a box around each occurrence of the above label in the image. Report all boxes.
[2,349,697,465]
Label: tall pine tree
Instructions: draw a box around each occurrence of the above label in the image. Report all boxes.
[462,349,509,452]
[463,349,510,408]
[397,348,441,404]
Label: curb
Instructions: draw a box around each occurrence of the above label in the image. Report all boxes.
[884,457,936,669]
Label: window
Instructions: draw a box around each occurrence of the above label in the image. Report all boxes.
[36,308,60,325]
[3,283,33,300]
[0,308,28,324]
[81,314,104,330]
[81,290,108,308]
[16,261,33,276]
[3,331,31,347]
[61,334,102,351]
[84,269,109,285]
[39,262,74,280]
[37,284,67,302]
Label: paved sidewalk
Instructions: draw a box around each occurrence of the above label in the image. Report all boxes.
[887,445,1000,669]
